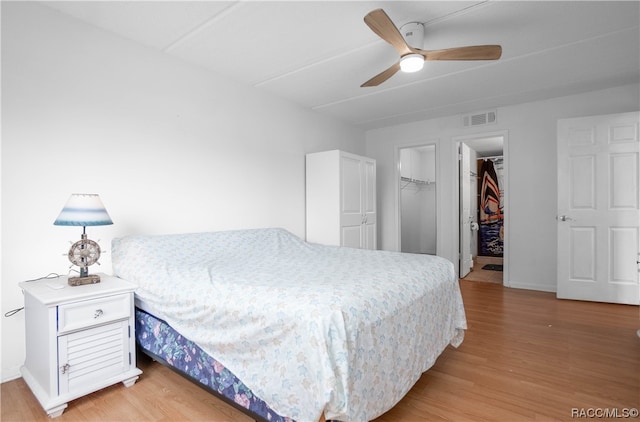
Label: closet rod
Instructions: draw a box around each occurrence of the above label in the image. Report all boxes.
[400,176,435,185]
[479,155,504,161]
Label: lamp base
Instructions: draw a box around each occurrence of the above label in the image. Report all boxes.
[68,274,101,286]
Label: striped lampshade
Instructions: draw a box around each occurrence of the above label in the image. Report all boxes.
[53,194,113,226]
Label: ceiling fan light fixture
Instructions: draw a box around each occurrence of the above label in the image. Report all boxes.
[400,53,424,73]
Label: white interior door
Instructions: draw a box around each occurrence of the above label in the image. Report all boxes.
[459,143,472,278]
[557,112,640,305]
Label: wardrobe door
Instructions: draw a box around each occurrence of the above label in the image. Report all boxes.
[340,154,364,248]
[362,158,377,250]
[306,150,377,249]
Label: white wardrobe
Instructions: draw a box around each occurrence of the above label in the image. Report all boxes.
[306,150,377,249]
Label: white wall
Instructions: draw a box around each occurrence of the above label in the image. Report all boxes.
[1,2,364,381]
[366,83,640,292]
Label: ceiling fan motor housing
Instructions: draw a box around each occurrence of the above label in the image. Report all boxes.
[400,22,424,49]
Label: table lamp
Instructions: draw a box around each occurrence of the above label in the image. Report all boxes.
[54,193,113,286]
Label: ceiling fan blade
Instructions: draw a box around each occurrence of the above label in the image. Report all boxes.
[361,62,401,87]
[364,9,413,57]
[420,45,502,61]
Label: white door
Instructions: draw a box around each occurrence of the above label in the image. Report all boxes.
[459,143,473,277]
[557,112,640,305]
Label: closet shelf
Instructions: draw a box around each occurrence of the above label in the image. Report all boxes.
[401,176,436,191]
[401,176,435,185]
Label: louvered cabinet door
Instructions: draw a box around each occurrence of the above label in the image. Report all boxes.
[58,320,131,395]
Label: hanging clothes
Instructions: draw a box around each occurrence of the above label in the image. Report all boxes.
[479,158,504,256]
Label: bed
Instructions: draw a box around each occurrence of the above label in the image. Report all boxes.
[111,228,467,422]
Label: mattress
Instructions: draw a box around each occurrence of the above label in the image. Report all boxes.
[112,228,467,421]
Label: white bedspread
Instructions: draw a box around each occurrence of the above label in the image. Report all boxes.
[112,228,466,421]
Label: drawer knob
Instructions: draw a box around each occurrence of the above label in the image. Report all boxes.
[94,309,104,319]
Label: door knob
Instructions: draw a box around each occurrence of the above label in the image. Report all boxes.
[557,215,573,222]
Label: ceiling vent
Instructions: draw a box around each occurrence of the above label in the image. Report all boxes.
[462,110,497,127]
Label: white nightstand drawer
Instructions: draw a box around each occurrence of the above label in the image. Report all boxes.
[58,294,131,334]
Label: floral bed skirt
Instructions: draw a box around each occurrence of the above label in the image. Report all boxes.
[135,308,291,421]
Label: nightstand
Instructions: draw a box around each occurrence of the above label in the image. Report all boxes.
[19,273,142,418]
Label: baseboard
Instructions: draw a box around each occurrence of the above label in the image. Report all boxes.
[1,372,22,384]
[505,280,557,293]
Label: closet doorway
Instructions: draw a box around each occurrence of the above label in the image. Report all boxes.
[457,134,507,284]
[398,144,437,255]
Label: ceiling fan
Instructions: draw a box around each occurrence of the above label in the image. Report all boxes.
[361,9,502,87]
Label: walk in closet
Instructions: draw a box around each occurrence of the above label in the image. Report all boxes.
[399,145,436,254]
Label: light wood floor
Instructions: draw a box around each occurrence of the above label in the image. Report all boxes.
[463,256,503,284]
[2,280,638,422]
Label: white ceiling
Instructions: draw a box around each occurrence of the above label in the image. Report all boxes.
[40,1,640,130]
